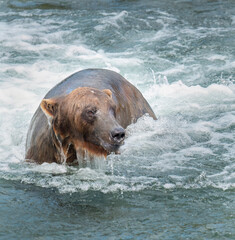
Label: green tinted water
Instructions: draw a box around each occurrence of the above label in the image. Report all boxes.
[0,0,234,239]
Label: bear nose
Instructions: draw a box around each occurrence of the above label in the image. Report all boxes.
[111,127,125,143]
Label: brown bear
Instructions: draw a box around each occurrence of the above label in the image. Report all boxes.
[25,69,156,164]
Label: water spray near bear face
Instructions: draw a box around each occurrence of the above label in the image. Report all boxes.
[25,69,156,164]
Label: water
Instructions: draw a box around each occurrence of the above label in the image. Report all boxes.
[0,0,235,239]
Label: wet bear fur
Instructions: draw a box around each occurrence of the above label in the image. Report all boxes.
[25,69,156,164]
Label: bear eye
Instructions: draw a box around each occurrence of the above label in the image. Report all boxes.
[83,107,97,124]
[87,109,96,118]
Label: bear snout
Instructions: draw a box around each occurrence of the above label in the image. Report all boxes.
[110,127,125,143]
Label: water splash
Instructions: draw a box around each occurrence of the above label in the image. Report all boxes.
[0,1,234,196]
[0,78,234,193]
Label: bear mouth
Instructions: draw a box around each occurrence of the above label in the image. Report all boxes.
[83,135,124,155]
[100,141,124,154]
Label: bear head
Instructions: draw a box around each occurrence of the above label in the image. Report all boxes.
[40,87,125,160]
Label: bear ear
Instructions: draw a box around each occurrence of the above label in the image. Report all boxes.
[103,89,112,98]
[40,98,58,118]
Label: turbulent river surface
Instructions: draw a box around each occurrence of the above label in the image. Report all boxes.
[0,0,235,239]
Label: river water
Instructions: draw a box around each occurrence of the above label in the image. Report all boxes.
[0,0,234,239]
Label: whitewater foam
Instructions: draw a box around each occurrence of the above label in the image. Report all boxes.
[94,10,128,31]
[0,74,234,193]
[0,5,234,194]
